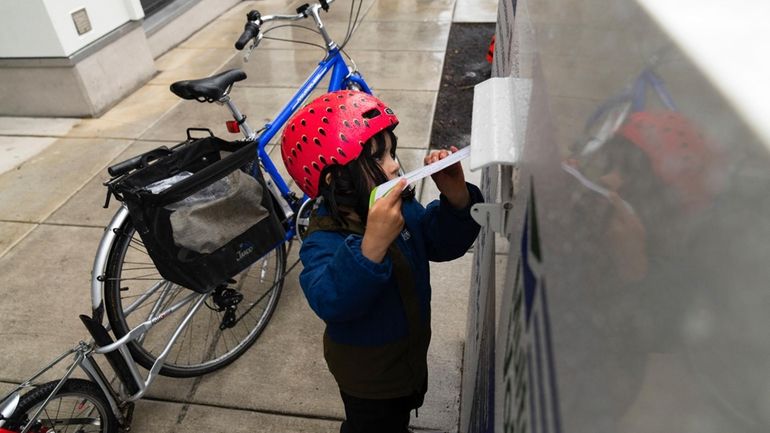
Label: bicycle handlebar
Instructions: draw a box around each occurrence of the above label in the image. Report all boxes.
[234,0,336,51]
[107,147,171,177]
[235,21,260,50]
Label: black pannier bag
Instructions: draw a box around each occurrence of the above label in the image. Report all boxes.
[111,130,285,294]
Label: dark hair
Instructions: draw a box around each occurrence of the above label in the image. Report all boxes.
[317,129,415,227]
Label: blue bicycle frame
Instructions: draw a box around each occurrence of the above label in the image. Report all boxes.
[250,48,372,239]
[585,67,677,132]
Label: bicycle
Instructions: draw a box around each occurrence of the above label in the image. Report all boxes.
[0,1,376,431]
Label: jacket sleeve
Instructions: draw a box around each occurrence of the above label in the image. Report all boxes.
[299,231,393,322]
[420,182,484,262]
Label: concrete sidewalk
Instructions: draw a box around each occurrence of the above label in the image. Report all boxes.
[0,0,496,431]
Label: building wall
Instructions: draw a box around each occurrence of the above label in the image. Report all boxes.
[0,0,142,58]
[464,0,770,431]
[0,0,238,117]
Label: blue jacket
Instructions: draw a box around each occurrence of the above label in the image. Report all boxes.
[299,183,483,347]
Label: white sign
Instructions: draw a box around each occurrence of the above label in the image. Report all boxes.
[369,146,471,206]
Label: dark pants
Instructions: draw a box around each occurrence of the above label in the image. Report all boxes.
[339,390,415,433]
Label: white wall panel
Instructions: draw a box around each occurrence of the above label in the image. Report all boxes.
[0,0,143,58]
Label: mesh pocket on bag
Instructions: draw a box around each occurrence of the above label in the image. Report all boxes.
[111,134,285,293]
[169,171,269,254]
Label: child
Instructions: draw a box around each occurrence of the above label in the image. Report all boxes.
[280,91,483,433]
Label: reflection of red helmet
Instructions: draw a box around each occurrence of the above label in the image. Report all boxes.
[618,111,722,211]
[280,91,399,198]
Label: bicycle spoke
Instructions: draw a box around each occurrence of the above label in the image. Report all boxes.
[127,242,150,256]
[120,266,160,271]
[129,237,146,248]
[108,273,162,281]
[66,397,77,433]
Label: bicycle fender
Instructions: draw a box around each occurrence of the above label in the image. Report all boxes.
[90,206,130,324]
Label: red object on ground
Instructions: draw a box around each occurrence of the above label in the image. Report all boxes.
[486,35,496,63]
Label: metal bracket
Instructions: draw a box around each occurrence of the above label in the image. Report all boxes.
[471,202,513,235]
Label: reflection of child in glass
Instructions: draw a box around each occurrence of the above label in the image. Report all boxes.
[280,91,483,433]
[571,111,722,282]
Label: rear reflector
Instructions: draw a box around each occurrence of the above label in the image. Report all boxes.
[226,120,240,133]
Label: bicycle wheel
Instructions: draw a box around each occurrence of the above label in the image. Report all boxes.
[5,379,117,433]
[103,216,286,378]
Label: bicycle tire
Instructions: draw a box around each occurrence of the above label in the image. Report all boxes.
[103,216,287,378]
[6,379,117,433]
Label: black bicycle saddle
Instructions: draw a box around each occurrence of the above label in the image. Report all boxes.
[170,69,248,102]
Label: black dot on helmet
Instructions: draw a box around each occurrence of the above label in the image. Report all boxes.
[297,142,303,151]
[323,97,330,102]
[304,166,311,175]
[291,149,297,157]
[318,128,326,136]
[287,156,293,164]
[322,117,329,124]
[331,157,339,164]
[343,120,351,127]
[319,155,327,165]
[337,94,344,99]
[339,133,348,142]
[348,92,354,97]
[313,137,321,146]
[301,119,306,126]
[359,141,364,147]
[354,119,361,126]
[290,124,295,132]
[326,107,333,113]
[337,148,347,157]
[353,103,359,108]
[364,120,370,127]
[385,108,394,115]
[309,108,315,114]
[339,105,346,111]
[302,135,308,143]
[305,178,312,188]
[312,162,320,171]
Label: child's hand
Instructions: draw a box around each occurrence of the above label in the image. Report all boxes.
[362,178,407,263]
[427,146,470,209]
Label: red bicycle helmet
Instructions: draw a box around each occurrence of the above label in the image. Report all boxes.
[280,90,399,198]
[618,111,723,211]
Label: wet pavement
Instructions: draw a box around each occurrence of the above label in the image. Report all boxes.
[0,0,497,431]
